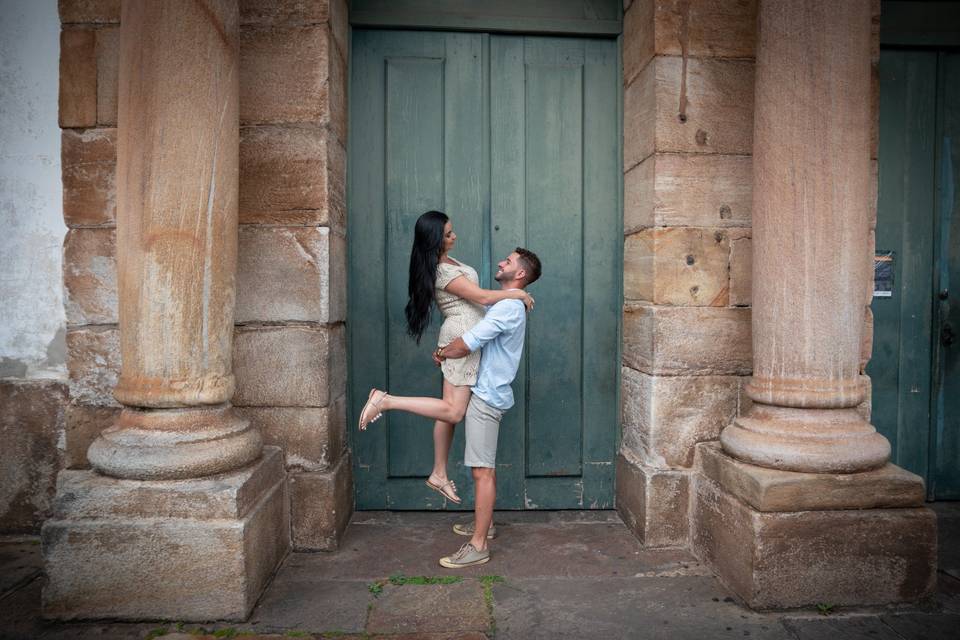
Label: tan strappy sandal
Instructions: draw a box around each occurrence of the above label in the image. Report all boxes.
[425,475,462,504]
[358,389,386,431]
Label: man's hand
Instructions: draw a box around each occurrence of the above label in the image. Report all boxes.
[432,348,445,367]
[440,338,471,360]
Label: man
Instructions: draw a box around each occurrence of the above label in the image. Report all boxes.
[433,247,542,568]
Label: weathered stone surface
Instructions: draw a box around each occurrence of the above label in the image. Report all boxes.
[59,0,120,24]
[860,306,874,371]
[729,231,752,306]
[616,453,690,547]
[66,326,120,406]
[327,32,348,146]
[621,368,739,468]
[240,26,328,125]
[652,0,757,59]
[723,1,886,473]
[239,0,329,26]
[95,26,119,126]
[858,373,872,422]
[329,0,349,64]
[109,0,242,411]
[657,153,752,227]
[42,448,290,621]
[625,154,752,233]
[623,155,654,233]
[59,29,97,128]
[623,303,752,375]
[366,581,488,635]
[237,226,345,323]
[63,227,117,325]
[655,56,754,155]
[237,395,345,471]
[623,60,655,171]
[61,127,116,226]
[290,452,353,551]
[239,125,345,227]
[0,380,67,534]
[625,227,731,306]
[64,403,119,469]
[622,0,654,86]
[691,473,937,609]
[696,441,925,513]
[233,324,345,407]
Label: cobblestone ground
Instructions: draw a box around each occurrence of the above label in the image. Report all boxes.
[1,505,958,639]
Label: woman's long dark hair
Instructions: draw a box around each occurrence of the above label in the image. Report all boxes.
[405,210,449,343]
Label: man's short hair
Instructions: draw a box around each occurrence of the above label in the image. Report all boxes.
[515,247,542,286]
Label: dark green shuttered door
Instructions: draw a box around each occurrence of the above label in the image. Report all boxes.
[349,30,620,509]
[870,50,960,499]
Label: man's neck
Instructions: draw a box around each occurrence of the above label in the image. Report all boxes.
[499,281,524,291]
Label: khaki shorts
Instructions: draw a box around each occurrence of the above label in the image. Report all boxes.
[464,395,504,469]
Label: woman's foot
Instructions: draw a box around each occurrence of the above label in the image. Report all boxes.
[358,389,387,431]
[425,473,461,504]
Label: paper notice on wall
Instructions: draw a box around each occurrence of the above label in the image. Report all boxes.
[874,251,894,298]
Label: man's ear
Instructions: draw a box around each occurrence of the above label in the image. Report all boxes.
[516,268,527,284]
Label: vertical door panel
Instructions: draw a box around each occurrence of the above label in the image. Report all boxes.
[932,52,960,498]
[870,50,937,481]
[523,52,585,478]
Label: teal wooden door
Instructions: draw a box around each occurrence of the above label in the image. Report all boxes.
[932,53,960,499]
[349,30,620,509]
[870,49,960,499]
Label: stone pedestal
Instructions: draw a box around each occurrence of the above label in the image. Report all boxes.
[692,443,937,609]
[42,447,289,621]
[290,452,354,551]
[615,453,689,548]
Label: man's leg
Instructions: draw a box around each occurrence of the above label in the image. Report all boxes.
[470,466,496,551]
[439,396,502,568]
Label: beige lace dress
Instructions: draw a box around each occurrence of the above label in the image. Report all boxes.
[434,259,485,387]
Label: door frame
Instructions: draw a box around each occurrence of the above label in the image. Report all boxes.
[345,9,625,510]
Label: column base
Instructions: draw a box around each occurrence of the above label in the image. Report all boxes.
[42,447,290,621]
[615,453,690,548]
[290,452,353,551]
[691,442,937,609]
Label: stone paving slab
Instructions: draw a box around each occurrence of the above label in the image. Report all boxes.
[782,616,903,639]
[366,581,489,635]
[281,511,701,582]
[491,576,794,640]
[880,612,960,638]
[246,579,371,634]
[0,542,42,594]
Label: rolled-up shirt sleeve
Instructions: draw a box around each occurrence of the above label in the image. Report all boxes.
[461,299,525,352]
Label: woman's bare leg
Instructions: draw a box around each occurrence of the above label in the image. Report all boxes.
[430,381,472,483]
[377,386,471,425]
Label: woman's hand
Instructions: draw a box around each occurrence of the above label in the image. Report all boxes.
[508,289,535,311]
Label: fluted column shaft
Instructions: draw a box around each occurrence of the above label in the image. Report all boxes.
[720,0,890,473]
[88,0,261,479]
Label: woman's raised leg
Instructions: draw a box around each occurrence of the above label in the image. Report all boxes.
[429,381,472,485]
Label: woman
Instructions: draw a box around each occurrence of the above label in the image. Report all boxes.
[357,210,533,504]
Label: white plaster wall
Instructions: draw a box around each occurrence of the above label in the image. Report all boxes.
[0,0,66,379]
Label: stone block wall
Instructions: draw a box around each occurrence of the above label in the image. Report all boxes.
[617,0,880,548]
[57,0,352,550]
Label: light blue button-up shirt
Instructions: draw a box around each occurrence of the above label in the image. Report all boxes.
[461,297,527,411]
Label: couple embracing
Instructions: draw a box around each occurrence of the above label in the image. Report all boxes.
[358,210,542,569]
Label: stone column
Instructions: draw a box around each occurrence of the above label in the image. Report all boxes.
[718,0,890,473]
[85,0,261,479]
[43,0,289,621]
[691,0,936,610]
